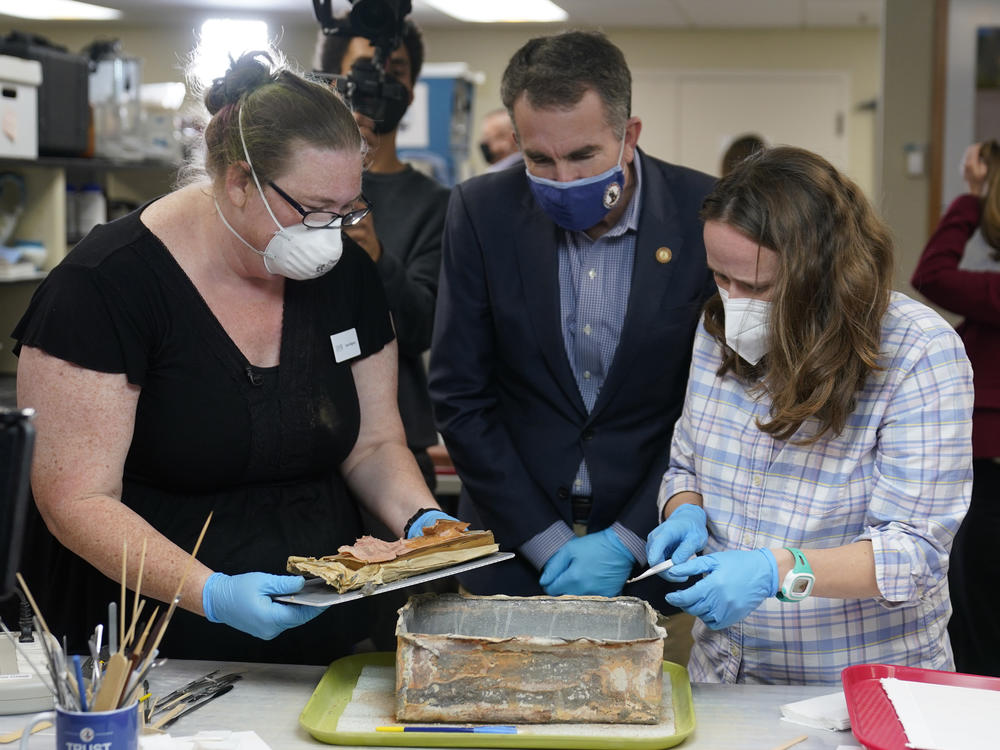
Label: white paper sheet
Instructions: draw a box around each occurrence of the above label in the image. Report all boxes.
[139,730,271,749]
[780,690,851,731]
[881,677,1000,750]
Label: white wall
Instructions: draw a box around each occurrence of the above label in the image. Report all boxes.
[878,0,937,293]
[944,0,1000,208]
[419,27,880,197]
[4,20,880,198]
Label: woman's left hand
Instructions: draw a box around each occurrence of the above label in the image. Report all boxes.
[962,143,989,196]
[406,509,461,538]
[664,549,779,630]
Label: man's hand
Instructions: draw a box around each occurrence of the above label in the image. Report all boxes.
[539,529,635,597]
[344,212,382,263]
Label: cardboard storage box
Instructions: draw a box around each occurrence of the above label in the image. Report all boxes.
[0,55,40,159]
[395,593,665,724]
[0,33,89,156]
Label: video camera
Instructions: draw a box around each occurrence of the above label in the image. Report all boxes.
[313,0,413,134]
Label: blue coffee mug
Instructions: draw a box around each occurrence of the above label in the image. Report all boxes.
[20,701,138,749]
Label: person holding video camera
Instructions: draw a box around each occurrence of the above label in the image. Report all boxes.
[12,50,455,664]
[315,10,449,494]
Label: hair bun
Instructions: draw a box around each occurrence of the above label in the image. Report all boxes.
[204,50,277,115]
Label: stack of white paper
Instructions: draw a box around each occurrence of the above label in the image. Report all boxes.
[780,691,851,731]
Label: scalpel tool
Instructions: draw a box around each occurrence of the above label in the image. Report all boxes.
[627,558,674,584]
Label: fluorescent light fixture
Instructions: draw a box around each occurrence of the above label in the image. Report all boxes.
[422,0,567,23]
[0,0,121,20]
[192,18,270,88]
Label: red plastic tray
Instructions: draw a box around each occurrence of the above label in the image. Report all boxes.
[841,663,1000,750]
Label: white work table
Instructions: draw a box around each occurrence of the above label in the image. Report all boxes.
[1,658,859,749]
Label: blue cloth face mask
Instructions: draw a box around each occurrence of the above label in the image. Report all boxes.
[526,135,627,232]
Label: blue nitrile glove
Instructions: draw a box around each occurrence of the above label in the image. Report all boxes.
[645,503,709,573]
[406,510,461,539]
[202,572,326,640]
[539,528,635,597]
[663,549,779,630]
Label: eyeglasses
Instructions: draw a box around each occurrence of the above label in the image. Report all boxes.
[268,182,373,228]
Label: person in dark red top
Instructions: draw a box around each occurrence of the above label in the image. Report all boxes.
[912,139,1000,676]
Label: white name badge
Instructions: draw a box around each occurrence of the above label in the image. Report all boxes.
[330,328,361,363]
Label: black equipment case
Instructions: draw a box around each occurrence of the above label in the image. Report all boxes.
[0,31,89,156]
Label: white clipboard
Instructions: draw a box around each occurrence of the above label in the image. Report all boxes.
[273,551,516,607]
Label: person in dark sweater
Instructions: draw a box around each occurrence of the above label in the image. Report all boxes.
[315,16,449,493]
[912,140,1000,676]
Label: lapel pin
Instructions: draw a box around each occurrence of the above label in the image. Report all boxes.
[655,247,672,264]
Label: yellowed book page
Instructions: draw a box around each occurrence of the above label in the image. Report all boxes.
[288,544,500,593]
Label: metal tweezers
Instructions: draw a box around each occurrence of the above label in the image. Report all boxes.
[158,682,236,729]
[151,670,243,717]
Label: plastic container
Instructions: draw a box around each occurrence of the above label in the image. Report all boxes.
[841,663,1000,750]
[76,183,106,237]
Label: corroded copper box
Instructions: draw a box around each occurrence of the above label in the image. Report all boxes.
[395,593,665,724]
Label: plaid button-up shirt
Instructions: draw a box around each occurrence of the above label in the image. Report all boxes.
[659,292,974,684]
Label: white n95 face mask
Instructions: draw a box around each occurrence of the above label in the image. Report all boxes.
[216,203,344,281]
[718,286,771,365]
[214,104,344,281]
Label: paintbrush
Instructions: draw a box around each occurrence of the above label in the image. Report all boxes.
[136,512,213,680]
[119,538,127,653]
[131,537,147,650]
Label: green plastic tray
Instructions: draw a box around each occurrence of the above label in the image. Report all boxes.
[299,652,695,749]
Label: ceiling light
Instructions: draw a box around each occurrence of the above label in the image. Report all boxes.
[0,0,121,20]
[422,0,568,23]
[192,19,270,87]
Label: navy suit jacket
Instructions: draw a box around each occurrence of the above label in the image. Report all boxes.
[429,151,716,612]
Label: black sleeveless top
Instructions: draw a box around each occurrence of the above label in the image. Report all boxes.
[13,204,394,663]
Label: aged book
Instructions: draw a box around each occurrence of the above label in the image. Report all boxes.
[287,520,498,593]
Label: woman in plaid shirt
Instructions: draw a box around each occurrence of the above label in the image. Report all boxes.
[645,146,974,684]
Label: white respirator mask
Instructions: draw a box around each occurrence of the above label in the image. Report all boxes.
[718,286,771,365]
[214,104,343,281]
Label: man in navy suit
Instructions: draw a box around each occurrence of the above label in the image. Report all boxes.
[429,31,715,639]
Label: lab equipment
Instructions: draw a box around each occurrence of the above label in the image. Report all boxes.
[314,0,412,134]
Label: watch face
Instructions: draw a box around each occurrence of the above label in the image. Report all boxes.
[784,572,815,600]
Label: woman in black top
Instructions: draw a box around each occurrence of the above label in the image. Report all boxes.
[12,51,454,664]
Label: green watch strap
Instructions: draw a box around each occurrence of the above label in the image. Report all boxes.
[785,547,813,574]
[776,547,814,602]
